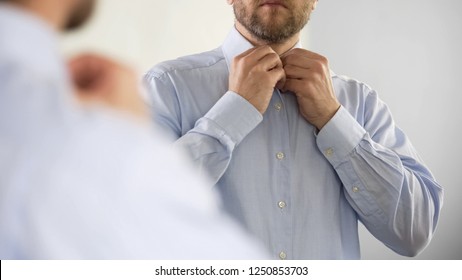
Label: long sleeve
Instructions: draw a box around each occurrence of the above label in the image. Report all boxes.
[316,90,444,257]
[142,29,443,258]
[144,72,263,184]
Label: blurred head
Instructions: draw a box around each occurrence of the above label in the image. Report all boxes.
[0,0,95,31]
[228,0,317,44]
[65,0,96,31]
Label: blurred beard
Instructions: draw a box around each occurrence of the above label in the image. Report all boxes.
[65,0,96,31]
[233,0,311,44]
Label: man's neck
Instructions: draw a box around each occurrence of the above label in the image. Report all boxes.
[235,21,300,55]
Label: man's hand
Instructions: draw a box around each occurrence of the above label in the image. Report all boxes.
[229,46,286,114]
[68,54,148,119]
[280,49,340,130]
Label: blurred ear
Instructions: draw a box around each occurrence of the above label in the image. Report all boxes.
[227,0,234,5]
[312,0,318,10]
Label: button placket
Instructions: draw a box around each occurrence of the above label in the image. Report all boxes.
[272,90,292,261]
[274,102,283,112]
[278,201,287,209]
[276,152,285,160]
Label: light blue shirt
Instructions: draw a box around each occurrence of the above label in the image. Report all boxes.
[144,27,443,259]
[0,5,266,260]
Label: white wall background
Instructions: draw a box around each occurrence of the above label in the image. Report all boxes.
[307,0,462,260]
[61,0,234,71]
[62,0,461,259]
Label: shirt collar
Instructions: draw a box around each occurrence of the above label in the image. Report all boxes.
[222,26,302,70]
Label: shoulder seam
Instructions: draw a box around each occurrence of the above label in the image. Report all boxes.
[145,50,226,80]
[332,74,375,92]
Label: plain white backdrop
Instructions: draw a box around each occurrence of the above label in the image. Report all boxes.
[307,0,462,260]
[62,0,462,259]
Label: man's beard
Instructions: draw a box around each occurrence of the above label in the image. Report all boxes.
[233,1,311,44]
[65,0,96,31]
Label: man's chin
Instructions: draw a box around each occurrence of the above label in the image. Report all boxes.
[257,20,290,35]
[257,11,290,25]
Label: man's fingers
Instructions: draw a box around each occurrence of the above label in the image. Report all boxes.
[276,79,285,90]
[236,45,277,64]
[284,64,313,80]
[283,54,326,70]
[253,45,277,62]
[282,49,329,74]
[68,55,112,93]
[67,54,148,120]
[68,54,110,76]
[281,48,326,61]
[270,67,286,87]
[281,78,303,93]
[259,52,283,71]
[270,68,286,82]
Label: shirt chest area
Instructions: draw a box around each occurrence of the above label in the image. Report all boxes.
[222,90,338,187]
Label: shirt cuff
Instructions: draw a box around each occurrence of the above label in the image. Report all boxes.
[316,106,367,167]
[196,91,263,149]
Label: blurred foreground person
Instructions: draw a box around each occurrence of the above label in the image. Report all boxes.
[0,0,266,259]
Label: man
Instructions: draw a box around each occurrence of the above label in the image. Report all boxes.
[145,0,444,259]
[0,0,266,259]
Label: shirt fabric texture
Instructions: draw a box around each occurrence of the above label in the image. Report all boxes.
[144,27,444,260]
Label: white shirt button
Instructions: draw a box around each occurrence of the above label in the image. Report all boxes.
[279,251,287,260]
[274,102,283,111]
[276,152,285,160]
[352,186,360,193]
[278,201,287,209]
[325,148,334,157]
